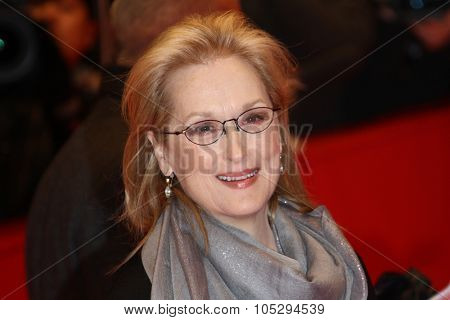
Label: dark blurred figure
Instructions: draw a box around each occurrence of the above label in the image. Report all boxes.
[28,0,98,67]
[243,0,449,134]
[375,269,436,299]
[341,0,450,127]
[0,0,100,218]
[26,0,239,299]
[27,0,101,146]
[242,0,378,133]
[1,1,53,219]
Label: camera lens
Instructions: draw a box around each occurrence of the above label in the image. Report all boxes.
[0,28,22,69]
[0,10,38,85]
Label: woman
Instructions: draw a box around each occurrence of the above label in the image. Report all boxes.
[119,11,369,299]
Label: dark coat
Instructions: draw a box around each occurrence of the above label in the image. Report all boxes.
[26,70,147,299]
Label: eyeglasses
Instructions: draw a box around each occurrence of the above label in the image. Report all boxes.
[163,107,281,146]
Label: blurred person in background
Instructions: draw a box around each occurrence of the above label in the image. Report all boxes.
[27,0,101,146]
[26,0,239,299]
[340,0,450,128]
[0,0,99,218]
[241,0,376,134]
[244,0,449,133]
[411,2,450,52]
[28,0,98,67]
[241,0,378,133]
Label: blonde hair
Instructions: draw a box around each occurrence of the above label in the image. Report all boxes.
[120,11,312,258]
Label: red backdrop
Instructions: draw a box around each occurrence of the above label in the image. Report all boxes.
[301,103,450,291]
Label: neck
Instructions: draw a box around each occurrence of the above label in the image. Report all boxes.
[209,205,277,251]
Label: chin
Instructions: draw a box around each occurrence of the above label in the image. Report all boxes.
[212,180,274,218]
[219,196,266,218]
[182,170,277,219]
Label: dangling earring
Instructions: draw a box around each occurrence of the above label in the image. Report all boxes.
[279,153,284,174]
[165,172,174,199]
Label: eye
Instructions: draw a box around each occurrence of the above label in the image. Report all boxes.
[188,121,220,136]
[242,111,268,124]
[198,125,213,133]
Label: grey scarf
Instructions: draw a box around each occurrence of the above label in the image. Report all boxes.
[141,197,368,299]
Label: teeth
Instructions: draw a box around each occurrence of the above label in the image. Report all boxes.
[217,169,258,182]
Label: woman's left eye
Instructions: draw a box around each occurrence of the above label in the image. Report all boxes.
[244,113,265,123]
[198,126,212,132]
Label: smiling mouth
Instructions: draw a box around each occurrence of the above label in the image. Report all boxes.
[216,168,259,182]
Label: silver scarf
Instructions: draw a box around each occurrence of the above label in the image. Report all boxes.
[141,197,368,299]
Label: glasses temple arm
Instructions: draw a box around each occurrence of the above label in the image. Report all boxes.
[162,130,185,135]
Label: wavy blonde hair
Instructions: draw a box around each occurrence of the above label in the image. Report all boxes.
[120,11,312,257]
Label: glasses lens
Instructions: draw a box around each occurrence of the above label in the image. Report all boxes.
[238,108,274,133]
[185,120,223,145]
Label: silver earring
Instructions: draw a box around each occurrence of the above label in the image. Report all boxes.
[279,154,284,174]
[165,173,174,199]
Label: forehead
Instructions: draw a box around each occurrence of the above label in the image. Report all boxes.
[164,56,271,124]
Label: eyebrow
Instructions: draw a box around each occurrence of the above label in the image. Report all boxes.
[183,99,266,124]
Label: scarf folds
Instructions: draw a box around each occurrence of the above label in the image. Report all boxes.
[141,197,368,300]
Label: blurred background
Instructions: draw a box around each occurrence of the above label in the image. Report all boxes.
[0,0,449,299]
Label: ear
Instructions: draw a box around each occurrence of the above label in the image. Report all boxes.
[147,131,174,177]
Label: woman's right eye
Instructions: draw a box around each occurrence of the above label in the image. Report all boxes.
[190,123,217,136]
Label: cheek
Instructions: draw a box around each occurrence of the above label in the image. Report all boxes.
[172,145,219,206]
[168,141,217,177]
[259,127,282,172]
[179,174,218,204]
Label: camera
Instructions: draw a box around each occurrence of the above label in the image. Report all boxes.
[0,1,41,86]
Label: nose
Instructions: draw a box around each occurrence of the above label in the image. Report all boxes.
[223,120,245,163]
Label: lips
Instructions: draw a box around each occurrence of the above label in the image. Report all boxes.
[216,168,259,181]
[215,168,260,190]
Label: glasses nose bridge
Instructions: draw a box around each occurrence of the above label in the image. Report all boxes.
[221,118,245,162]
[222,118,240,134]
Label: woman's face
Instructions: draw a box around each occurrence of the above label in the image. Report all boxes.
[149,56,282,223]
